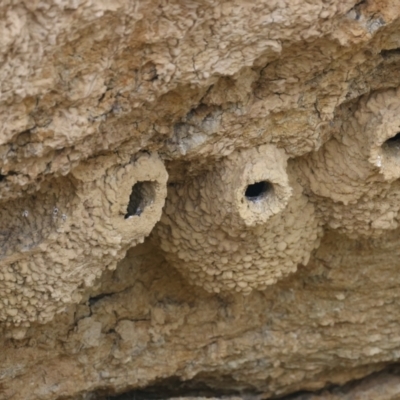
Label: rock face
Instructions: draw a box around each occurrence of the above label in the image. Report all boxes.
[2,0,400,399]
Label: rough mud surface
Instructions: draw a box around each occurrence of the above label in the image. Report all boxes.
[3,0,400,399]
[155,145,322,294]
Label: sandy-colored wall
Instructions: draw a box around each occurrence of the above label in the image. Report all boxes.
[2,0,400,399]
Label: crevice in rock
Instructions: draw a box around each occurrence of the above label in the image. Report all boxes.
[380,48,400,59]
[88,292,117,307]
[95,376,258,400]
[97,364,400,400]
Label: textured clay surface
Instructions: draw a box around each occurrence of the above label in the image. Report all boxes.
[155,145,322,293]
[297,87,400,238]
[0,152,167,325]
[2,0,400,399]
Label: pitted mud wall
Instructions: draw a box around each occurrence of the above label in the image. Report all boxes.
[0,152,167,325]
[155,145,322,294]
[2,1,400,400]
[297,87,400,238]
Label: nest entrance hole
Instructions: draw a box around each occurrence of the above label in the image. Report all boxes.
[245,181,273,201]
[384,132,400,151]
[125,181,156,219]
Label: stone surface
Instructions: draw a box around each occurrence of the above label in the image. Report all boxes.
[2,0,400,399]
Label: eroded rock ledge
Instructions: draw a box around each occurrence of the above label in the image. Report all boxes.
[2,0,400,399]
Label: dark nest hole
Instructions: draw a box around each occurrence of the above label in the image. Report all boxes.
[245,180,273,202]
[383,132,400,152]
[125,181,156,219]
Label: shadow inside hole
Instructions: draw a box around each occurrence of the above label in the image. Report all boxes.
[245,181,273,201]
[125,181,156,219]
[383,132,400,154]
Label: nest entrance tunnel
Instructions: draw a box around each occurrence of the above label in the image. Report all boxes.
[383,132,400,153]
[245,180,273,202]
[125,181,156,219]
